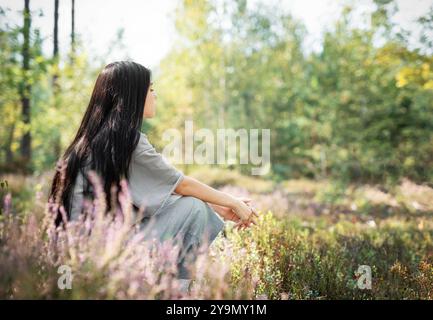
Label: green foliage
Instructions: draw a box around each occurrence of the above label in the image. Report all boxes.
[220,210,433,299]
[154,0,433,183]
[0,1,432,183]
[0,5,124,174]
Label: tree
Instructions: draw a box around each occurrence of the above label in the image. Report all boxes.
[52,0,61,160]
[70,0,76,63]
[19,0,32,173]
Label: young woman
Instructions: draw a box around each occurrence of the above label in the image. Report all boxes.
[48,61,257,290]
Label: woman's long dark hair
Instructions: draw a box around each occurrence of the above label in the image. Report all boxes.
[48,61,151,226]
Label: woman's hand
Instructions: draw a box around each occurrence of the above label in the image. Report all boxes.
[231,197,258,229]
[211,197,258,230]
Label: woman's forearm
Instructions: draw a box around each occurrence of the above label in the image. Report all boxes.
[175,175,238,209]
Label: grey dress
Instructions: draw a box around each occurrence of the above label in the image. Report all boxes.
[70,131,225,279]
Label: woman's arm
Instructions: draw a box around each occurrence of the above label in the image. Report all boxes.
[174,175,254,221]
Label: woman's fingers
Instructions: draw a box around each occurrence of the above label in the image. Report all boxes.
[230,211,240,222]
[232,198,260,227]
[245,216,257,226]
[235,220,248,229]
[250,206,259,217]
[235,201,253,221]
[238,197,259,218]
[234,216,256,230]
[250,216,257,225]
[246,206,258,221]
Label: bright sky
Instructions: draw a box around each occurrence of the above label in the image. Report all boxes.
[1,0,432,69]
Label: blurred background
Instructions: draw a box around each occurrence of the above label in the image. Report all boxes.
[1,0,432,183]
[1,0,433,300]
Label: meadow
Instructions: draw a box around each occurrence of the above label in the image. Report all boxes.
[1,168,432,299]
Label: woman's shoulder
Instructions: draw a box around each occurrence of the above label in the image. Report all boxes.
[134,131,152,153]
[131,131,182,175]
[137,131,148,141]
[132,131,166,163]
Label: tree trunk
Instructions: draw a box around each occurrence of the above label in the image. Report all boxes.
[5,123,15,164]
[52,0,59,88]
[70,0,75,63]
[53,0,61,160]
[20,0,32,174]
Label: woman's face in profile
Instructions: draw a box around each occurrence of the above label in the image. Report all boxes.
[143,81,157,118]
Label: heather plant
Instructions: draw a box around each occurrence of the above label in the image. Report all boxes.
[222,211,433,299]
[1,168,433,299]
[0,168,242,299]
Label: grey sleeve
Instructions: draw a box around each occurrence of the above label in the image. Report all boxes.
[69,171,85,221]
[128,132,184,217]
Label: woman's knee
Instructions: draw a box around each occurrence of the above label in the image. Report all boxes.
[177,197,208,231]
